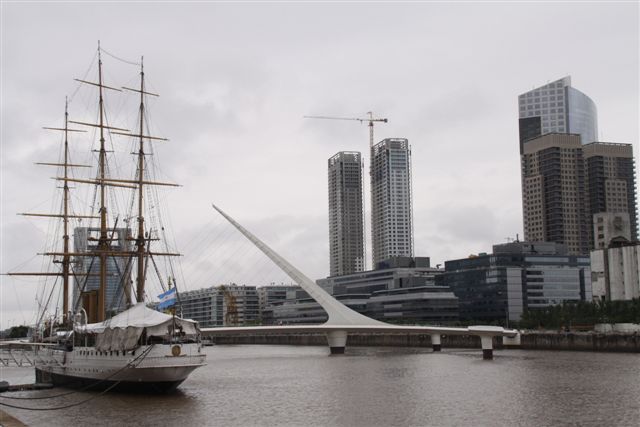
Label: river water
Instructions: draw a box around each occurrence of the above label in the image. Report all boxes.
[2,345,639,426]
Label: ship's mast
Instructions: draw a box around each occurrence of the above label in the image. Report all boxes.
[42,101,88,324]
[96,46,109,322]
[119,59,175,303]
[136,60,147,302]
[56,47,178,318]
[9,102,92,325]
[66,44,137,322]
[61,98,71,321]
[10,46,187,324]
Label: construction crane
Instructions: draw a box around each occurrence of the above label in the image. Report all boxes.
[218,285,239,326]
[303,112,388,148]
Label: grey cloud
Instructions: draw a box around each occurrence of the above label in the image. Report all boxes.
[1,2,637,328]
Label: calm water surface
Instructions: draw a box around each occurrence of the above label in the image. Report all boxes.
[2,345,639,426]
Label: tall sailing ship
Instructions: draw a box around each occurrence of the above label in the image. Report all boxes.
[7,45,206,393]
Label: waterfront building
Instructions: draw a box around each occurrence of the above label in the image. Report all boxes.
[318,256,433,295]
[437,242,591,323]
[328,151,365,276]
[365,286,458,323]
[592,212,632,250]
[518,76,598,152]
[179,284,259,327]
[257,284,301,324]
[521,133,590,255]
[267,294,367,325]
[584,142,638,242]
[370,138,414,266]
[590,217,639,301]
[264,257,458,324]
[268,286,458,325]
[591,240,640,301]
[321,256,457,323]
[73,227,131,315]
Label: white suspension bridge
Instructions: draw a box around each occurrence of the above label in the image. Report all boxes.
[201,204,521,359]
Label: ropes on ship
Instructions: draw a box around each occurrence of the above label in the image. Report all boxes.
[100,47,141,66]
[0,344,154,410]
[0,381,121,411]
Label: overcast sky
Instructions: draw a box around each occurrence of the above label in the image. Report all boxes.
[1,1,638,329]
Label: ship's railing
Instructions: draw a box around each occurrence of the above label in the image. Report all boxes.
[0,347,36,367]
[146,333,200,346]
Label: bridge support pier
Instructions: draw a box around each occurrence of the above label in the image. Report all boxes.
[430,334,441,352]
[480,335,494,360]
[326,330,348,355]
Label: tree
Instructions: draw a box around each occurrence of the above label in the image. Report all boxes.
[519,298,640,330]
[8,325,29,338]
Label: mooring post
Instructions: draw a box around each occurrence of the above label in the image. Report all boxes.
[430,334,442,352]
[480,335,494,360]
[503,332,521,348]
[326,330,348,355]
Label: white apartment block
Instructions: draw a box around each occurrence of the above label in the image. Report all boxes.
[370,138,414,266]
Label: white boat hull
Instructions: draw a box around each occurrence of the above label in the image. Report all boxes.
[34,343,206,393]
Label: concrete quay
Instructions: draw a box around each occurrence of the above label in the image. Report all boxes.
[0,409,28,427]
[205,331,640,353]
[519,331,640,352]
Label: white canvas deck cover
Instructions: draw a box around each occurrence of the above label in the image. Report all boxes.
[76,303,199,351]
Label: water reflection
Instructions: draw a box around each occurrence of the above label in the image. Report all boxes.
[2,346,639,426]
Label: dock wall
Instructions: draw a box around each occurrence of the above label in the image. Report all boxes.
[519,332,640,352]
[207,332,640,353]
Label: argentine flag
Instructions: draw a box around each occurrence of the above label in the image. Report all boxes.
[157,287,177,310]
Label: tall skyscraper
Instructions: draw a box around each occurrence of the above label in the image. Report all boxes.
[584,142,638,242]
[370,138,414,266]
[518,76,598,152]
[521,133,591,255]
[73,227,132,315]
[328,152,365,276]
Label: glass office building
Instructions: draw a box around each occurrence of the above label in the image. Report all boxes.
[518,76,598,152]
[437,242,591,323]
[73,227,131,315]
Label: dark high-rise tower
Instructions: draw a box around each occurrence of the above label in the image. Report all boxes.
[584,142,638,242]
[328,152,365,276]
[518,76,638,252]
[521,133,591,255]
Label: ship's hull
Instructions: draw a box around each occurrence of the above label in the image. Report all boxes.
[34,343,205,394]
[35,368,187,393]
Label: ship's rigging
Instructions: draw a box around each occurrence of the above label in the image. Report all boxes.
[4,45,206,393]
[8,45,182,326]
